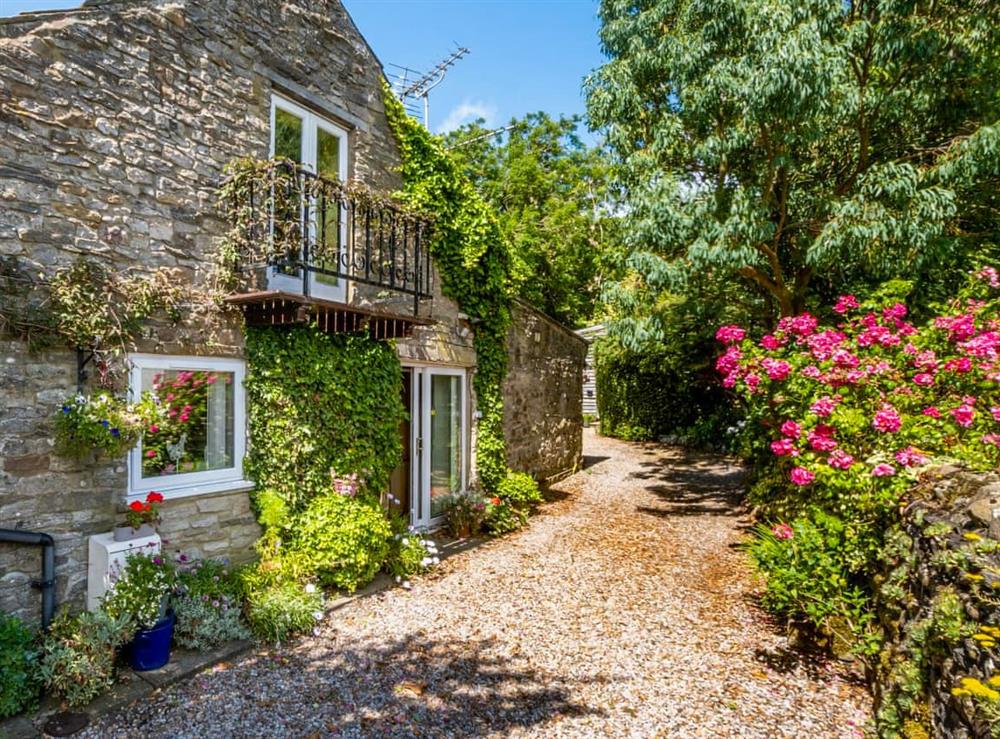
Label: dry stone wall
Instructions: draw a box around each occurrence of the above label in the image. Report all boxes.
[503,301,586,484]
[877,468,1000,738]
[0,0,468,623]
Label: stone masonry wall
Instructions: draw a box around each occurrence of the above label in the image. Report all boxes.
[0,0,469,623]
[503,300,586,484]
[876,467,1000,738]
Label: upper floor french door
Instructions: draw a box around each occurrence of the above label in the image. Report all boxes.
[268,94,349,302]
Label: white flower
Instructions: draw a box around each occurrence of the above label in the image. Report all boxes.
[304,583,316,594]
[394,575,401,583]
[313,627,321,637]
[312,610,324,621]
[402,581,411,589]
[431,556,440,565]
[420,557,432,567]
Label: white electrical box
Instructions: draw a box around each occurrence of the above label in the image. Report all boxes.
[87,532,161,611]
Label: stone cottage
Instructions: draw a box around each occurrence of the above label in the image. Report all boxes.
[0,0,586,624]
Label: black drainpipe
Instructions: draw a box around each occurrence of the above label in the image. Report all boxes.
[0,528,56,629]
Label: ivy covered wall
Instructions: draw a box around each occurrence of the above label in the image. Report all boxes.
[382,84,514,492]
[244,325,405,525]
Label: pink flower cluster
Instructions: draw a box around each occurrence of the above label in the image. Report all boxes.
[715,270,1000,489]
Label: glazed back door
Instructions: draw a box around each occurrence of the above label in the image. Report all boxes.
[410,367,466,528]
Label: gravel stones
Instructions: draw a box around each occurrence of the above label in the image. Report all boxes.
[79,430,870,738]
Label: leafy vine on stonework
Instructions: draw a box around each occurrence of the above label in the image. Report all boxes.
[382,81,514,492]
[242,323,405,536]
[0,256,187,383]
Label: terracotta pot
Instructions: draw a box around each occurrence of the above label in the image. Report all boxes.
[113,523,156,542]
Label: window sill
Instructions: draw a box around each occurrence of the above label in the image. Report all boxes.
[127,479,254,504]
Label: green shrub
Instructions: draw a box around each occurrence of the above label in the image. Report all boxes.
[242,577,324,644]
[498,472,543,508]
[173,596,249,651]
[749,511,878,658]
[174,558,249,650]
[595,323,736,447]
[39,609,131,708]
[484,496,528,535]
[0,612,40,718]
[385,516,439,580]
[291,493,391,592]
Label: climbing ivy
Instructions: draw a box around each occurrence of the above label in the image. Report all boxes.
[243,324,405,522]
[382,83,513,492]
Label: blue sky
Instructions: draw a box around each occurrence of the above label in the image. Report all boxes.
[2,0,605,135]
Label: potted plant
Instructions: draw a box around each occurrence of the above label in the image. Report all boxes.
[114,491,164,541]
[441,491,486,538]
[101,551,176,671]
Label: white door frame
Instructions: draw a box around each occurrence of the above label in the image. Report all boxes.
[268,94,349,302]
[403,364,468,529]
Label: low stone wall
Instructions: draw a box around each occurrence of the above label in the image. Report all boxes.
[503,301,587,484]
[876,467,1000,738]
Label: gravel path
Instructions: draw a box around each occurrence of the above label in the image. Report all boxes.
[80,430,871,738]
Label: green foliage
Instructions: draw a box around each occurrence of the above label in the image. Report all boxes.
[382,83,512,494]
[173,596,249,651]
[101,551,176,631]
[244,325,405,516]
[596,329,736,445]
[0,257,185,377]
[290,493,392,592]
[442,113,619,327]
[239,569,324,644]
[53,392,142,459]
[588,0,1000,318]
[173,559,249,651]
[385,518,438,580]
[484,496,528,535]
[497,471,543,508]
[0,612,40,718]
[749,512,879,659]
[39,609,131,708]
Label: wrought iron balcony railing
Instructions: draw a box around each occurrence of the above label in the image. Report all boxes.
[220,158,432,316]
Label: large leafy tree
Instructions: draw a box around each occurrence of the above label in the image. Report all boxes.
[442,113,618,326]
[587,0,1000,320]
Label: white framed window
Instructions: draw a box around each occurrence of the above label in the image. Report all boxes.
[269,93,350,302]
[127,355,249,500]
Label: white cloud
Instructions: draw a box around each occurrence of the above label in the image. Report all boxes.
[436,99,497,134]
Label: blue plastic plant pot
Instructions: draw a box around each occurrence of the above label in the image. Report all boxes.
[129,610,175,671]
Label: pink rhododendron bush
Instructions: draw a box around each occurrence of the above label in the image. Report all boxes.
[716,267,1000,664]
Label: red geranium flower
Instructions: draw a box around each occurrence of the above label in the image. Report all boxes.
[146,491,164,503]
[128,501,145,512]
[490,497,502,506]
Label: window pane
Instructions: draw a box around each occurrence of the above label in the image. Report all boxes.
[315,128,342,286]
[429,375,462,517]
[274,108,303,163]
[140,369,235,479]
[316,128,340,179]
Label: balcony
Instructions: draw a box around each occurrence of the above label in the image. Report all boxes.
[219,158,433,339]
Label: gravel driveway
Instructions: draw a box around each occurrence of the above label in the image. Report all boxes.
[80,430,871,738]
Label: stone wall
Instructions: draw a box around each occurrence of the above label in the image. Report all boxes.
[876,467,1000,738]
[503,300,586,484]
[0,0,469,623]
